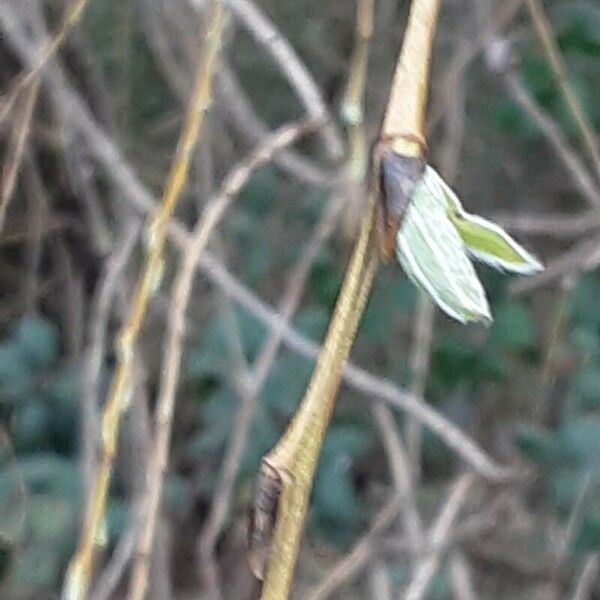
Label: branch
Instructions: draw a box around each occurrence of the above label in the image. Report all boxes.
[571,554,599,600]
[215,64,334,188]
[524,0,600,177]
[189,0,344,162]
[503,70,600,208]
[252,1,442,597]
[63,3,226,598]
[0,5,511,485]
[0,79,39,234]
[197,190,345,597]
[449,551,477,600]
[373,404,424,559]
[510,234,600,294]
[0,0,89,123]
[402,474,474,600]
[81,223,139,503]
[481,26,600,209]
[127,119,315,600]
[302,496,403,600]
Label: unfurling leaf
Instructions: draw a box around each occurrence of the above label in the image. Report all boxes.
[397,172,492,324]
[423,167,544,274]
[396,166,543,324]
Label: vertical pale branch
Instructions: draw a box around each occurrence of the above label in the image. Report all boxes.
[524,0,600,176]
[340,0,374,236]
[340,0,373,238]
[62,3,226,599]
[252,1,442,598]
[405,295,434,473]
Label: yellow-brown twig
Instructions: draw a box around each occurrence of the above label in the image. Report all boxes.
[524,0,600,177]
[62,3,226,599]
[252,1,442,598]
[0,0,89,124]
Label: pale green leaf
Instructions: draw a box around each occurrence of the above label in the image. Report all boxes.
[397,173,492,324]
[424,166,543,274]
[449,211,543,274]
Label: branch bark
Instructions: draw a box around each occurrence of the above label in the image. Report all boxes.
[251,1,443,597]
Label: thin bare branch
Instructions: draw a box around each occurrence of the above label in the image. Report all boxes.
[402,474,475,600]
[303,497,402,600]
[128,120,315,600]
[0,80,39,235]
[373,404,423,558]
[64,3,227,597]
[368,562,393,600]
[449,551,477,600]
[0,0,89,123]
[571,554,599,600]
[90,519,139,600]
[524,0,600,176]
[510,234,600,294]
[215,64,335,187]
[189,0,344,161]
[498,210,600,239]
[0,13,511,482]
[81,223,139,500]
[503,70,600,208]
[405,294,434,474]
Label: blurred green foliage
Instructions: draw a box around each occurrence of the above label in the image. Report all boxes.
[0,316,81,597]
[0,317,129,598]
